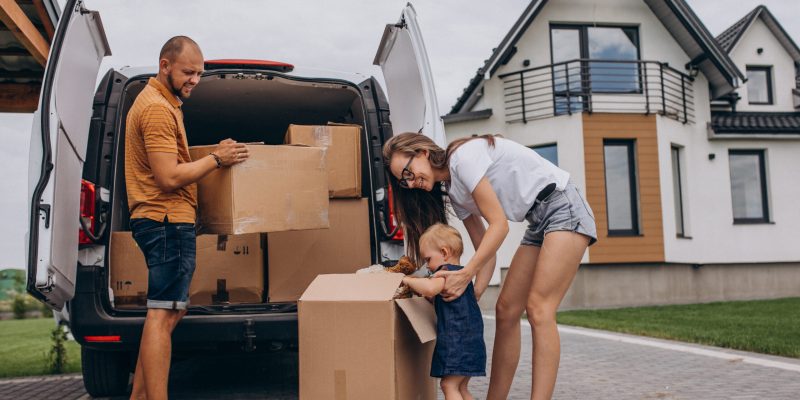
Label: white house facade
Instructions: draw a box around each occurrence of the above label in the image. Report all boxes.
[442,0,800,308]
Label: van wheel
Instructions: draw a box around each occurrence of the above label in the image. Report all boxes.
[81,347,131,397]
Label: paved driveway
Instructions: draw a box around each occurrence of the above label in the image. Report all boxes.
[2,316,799,399]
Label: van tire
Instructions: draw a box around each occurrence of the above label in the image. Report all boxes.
[81,347,131,397]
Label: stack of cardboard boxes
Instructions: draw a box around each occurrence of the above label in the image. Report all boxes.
[109,123,371,306]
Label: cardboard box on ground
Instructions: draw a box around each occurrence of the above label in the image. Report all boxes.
[299,273,438,400]
[109,199,372,306]
[188,144,330,235]
[285,124,362,198]
[110,232,264,306]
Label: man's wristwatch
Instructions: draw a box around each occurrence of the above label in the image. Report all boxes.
[209,152,222,168]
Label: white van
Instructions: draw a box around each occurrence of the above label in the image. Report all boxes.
[26,0,445,396]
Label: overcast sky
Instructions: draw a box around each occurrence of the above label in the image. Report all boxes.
[2,0,798,270]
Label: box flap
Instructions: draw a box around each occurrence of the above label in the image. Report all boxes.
[395,296,437,344]
[300,273,404,302]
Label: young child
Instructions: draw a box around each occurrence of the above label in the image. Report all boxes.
[402,223,486,400]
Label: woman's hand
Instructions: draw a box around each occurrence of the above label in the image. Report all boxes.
[433,267,475,302]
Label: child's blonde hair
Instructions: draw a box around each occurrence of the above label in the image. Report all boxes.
[419,223,463,258]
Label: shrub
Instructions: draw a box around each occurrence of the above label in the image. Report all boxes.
[47,325,68,374]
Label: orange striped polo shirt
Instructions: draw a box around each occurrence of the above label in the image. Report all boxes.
[124,77,197,224]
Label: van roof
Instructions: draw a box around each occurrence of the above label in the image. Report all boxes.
[117,65,372,86]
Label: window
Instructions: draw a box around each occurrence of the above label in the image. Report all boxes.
[746,66,773,105]
[729,150,769,223]
[603,140,639,235]
[549,24,641,111]
[531,143,558,166]
[671,146,686,237]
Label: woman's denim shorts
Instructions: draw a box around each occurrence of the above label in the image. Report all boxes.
[521,183,598,247]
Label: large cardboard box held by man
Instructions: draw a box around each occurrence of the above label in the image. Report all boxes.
[267,198,371,302]
[109,232,264,306]
[188,144,329,235]
[299,274,437,400]
[285,124,361,198]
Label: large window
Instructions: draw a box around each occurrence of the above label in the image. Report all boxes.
[604,140,639,235]
[531,143,558,166]
[729,150,770,223]
[550,24,641,114]
[671,146,686,237]
[746,66,773,105]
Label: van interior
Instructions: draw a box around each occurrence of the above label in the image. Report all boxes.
[107,72,375,312]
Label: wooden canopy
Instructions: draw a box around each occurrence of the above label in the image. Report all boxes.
[0,0,59,113]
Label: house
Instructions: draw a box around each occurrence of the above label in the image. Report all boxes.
[443,0,800,309]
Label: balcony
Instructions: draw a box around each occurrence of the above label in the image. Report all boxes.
[499,59,695,124]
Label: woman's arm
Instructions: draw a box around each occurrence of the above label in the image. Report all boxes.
[437,177,508,301]
[462,214,497,301]
[402,276,445,298]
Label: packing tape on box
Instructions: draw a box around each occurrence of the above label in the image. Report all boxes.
[312,126,332,147]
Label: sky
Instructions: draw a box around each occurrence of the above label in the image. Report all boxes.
[1,0,798,270]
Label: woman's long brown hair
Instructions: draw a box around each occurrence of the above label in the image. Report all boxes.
[383,133,497,265]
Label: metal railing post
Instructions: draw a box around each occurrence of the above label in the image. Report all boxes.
[681,74,687,124]
[565,63,572,115]
[520,71,527,123]
[659,63,666,115]
[643,61,650,114]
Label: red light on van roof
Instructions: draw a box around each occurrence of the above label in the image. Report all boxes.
[84,335,121,343]
[204,59,294,73]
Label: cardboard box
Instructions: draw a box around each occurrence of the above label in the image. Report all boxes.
[299,274,437,400]
[267,199,371,302]
[109,232,264,306]
[285,124,362,198]
[188,144,329,235]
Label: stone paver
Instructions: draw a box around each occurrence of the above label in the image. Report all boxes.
[2,316,799,399]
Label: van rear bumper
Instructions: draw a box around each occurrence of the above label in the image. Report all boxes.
[70,266,298,352]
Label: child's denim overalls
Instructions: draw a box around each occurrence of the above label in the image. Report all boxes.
[430,264,486,377]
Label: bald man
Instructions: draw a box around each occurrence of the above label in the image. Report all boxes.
[124,36,248,399]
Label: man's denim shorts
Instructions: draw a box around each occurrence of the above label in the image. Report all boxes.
[130,218,196,310]
[521,183,598,247]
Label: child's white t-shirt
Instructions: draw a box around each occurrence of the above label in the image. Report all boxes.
[447,137,570,222]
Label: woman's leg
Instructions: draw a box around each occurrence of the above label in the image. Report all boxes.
[458,377,474,400]
[486,245,540,400]
[441,376,465,400]
[526,231,589,400]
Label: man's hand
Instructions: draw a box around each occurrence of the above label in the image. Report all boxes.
[433,267,475,302]
[213,139,249,166]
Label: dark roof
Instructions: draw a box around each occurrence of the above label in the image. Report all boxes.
[714,5,800,62]
[450,0,744,115]
[441,108,492,124]
[715,7,759,53]
[711,111,800,134]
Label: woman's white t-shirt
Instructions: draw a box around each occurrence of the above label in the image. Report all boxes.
[447,137,570,222]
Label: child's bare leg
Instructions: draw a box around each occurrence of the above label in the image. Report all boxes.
[459,377,475,400]
[441,376,465,400]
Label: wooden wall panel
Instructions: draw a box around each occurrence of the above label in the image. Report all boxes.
[583,113,665,263]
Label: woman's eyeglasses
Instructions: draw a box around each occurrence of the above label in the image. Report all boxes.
[398,155,415,188]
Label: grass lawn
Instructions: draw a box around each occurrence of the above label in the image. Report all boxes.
[557,297,800,358]
[0,318,81,378]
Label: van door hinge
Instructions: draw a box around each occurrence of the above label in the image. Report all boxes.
[37,273,55,293]
[39,204,51,228]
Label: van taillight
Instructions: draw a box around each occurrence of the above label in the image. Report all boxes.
[79,179,96,245]
[387,186,404,241]
[84,335,121,343]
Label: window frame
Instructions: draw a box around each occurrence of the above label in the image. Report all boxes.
[529,143,559,166]
[549,23,643,96]
[670,145,687,238]
[603,139,640,236]
[729,149,770,224]
[745,66,774,105]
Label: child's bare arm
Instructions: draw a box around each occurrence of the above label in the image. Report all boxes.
[402,276,445,298]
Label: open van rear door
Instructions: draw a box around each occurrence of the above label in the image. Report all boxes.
[373,3,446,147]
[27,0,110,310]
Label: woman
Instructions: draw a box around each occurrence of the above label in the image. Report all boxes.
[383,132,596,400]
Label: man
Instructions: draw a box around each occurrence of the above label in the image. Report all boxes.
[125,36,248,399]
